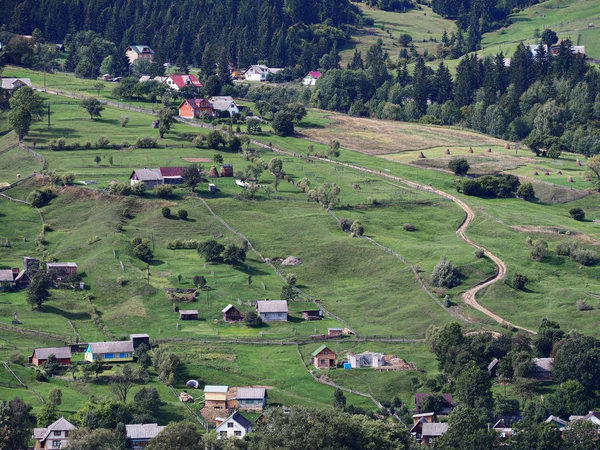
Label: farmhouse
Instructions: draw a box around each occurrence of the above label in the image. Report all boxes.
[84,341,134,362]
[216,411,252,439]
[302,310,322,320]
[0,268,29,289]
[130,169,163,188]
[178,98,215,119]
[126,423,166,450]
[33,416,77,449]
[569,411,600,429]
[210,96,240,116]
[302,71,321,86]
[159,167,185,184]
[242,65,283,82]
[347,351,385,368]
[311,345,336,369]
[167,74,203,91]
[256,300,288,321]
[179,310,199,320]
[220,164,234,177]
[236,387,267,410]
[1,77,33,94]
[222,304,243,322]
[532,358,553,381]
[125,45,154,65]
[46,262,77,280]
[204,385,228,409]
[415,393,453,415]
[29,347,72,366]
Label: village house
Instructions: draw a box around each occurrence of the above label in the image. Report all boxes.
[311,345,337,369]
[569,411,600,430]
[178,98,215,119]
[415,393,453,415]
[210,96,240,116]
[222,304,243,322]
[204,385,228,409]
[220,164,234,177]
[410,412,435,439]
[1,78,33,94]
[126,423,166,450]
[347,351,385,368]
[545,415,568,430]
[493,416,521,439]
[84,341,134,362]
[125,45,154,65]
[216,411,252,439]
[301,310,322,320]
[242,65,283,82]
[532,358,553,381]
[256,300,288,321]
[33,416,77,449]
[235,387,267,411]
[302,71,321,86]
[0,267,30,290]
[410,412,448,444]
[129,169,163,188]
[167,74,203,91]
[46,262,77,280]
[160,167,185,185]
[179,309,199,320]
[29,347,72,367]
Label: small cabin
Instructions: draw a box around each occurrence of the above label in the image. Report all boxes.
[302,310,322,321]
[311,345,336,369]
[29,347,72,366]
[179,310,199,321]
[130,334,150,350]
[236,387,267,411]
[328,328,343,337]
[256,300,288,321]
[204,385,228,409]
[222,304,243,322]
[220,164,234,177]
[85,341,134,363]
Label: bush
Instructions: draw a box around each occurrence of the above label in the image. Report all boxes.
[531,240,548,262]
[403,223,416,232]
[167,239,200,250]
[570,248,597,266]
[443,295,451,307]
[84,140,92,149]
[70,141,80,148]
[47,139,56,150]
[271,111,295,137]
[117,276,126,286]
[27,189,53,207]
[192,135,206,148]
[448,158,470,175]
[57,137,66,149]
[97,136,110,148]
[121,140,129,148]
[62,173,75,186]
[120,116,129,127]
[177,209,188,220]
[517,183,536,201]
[161,207,171,218]
[154,185,173,199]
[475,248,484,259]
[576,300,593,311]
[244,310,263,327]
[338,218,352,232]
[136,137,158,148]
[513,273,528,290]
[130,182,146,196]
[133,241,153,262]
[107,181,131,196]
[462,180,482,196]
[350,220,364,236]
[569,208,585,221]
[462,174,520,198]
[431,257,460,288]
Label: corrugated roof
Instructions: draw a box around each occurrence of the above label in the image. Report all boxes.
[204,385,228,393]
[46,262,77,268]
[212,100,237,111]
[179,310,198,315]
[169,74,202,88]
[33,347,71,360]
[1,78,32,90]
[236,387,266,400]
[129,45,154,54]
[34,417,78,442]
[210,96,235,103]
[87,341,134,354]
[159,167,184,177]
[0,269,14,281]
[126,423,165,439]
[130,333,149,339]
[131,169,162,181]
[222,304,237,313]
[422,422,448,437]
[256,300,288,313]
[311,344,332,357]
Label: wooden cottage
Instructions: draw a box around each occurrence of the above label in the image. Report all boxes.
[179,310,199,321]
[130,169,163,189]
[328,328,343,337]
[235,387,267,411]
[204,385,228,409]
[220,164,234,177]
[302,310,322,320]
[29,347,72,366]
[222,304,242,322]
[311,345,336,369]
[85,341,134,362]
[33,417,77,449]
[126,423,166,450]
[256,300,288,321]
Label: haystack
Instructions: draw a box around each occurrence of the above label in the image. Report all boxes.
[544,171,550,176]
[418,152,426,158]
[281,256,302,266]
[505,143,510,149]
[208,166,219,178]
[468,147,474,153]
[568,176,574,183]
[557,171,562,175]
[533,171,539,176]
[445,148,450,155]
[576,160,582,167]
[487,148,492,153]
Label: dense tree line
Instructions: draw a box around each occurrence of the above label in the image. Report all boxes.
[0,0,360,72]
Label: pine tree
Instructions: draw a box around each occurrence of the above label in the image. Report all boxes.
[436,61,453,103]
[347,49,364,70]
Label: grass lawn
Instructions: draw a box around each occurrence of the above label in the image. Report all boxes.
[0,143,44,187]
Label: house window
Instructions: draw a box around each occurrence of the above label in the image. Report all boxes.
[53,431,61,436]
[220,431,227,437]
[227,422,234,428]
[234,431,242,436]
[105,353,113,358]
[120,353,125,358]
[320,359,325,364]
[52,441,60,448]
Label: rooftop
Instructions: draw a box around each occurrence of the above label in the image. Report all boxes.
[422,422,448,437]
[33,347,72,360]
[236,387,267,400]
[204,385,228,393]
[256,300,288,313]
[126,423,165,440]
[87,341,134,354]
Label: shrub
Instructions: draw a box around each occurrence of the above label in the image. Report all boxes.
[120,116,129,127]
[531,240,548,262]
[576,300,593,311]
[161,207,171,218]
[517,183,536,201]
[70,141,80,148]
[475,248,484,259]
[130,182,146,196]
[431,257,460,288]
[121,140,129,148]
[8,351,24,365]
[133,241,153,262]
[84,140,92,149]
[131,237,142,246]
[462,180,481,196]
[555,242,571,256]
[448,158,470,175]
[177,209,188,220]
[192,135,206,148]
[167,239,199,249]
[57,137,66,149]
[154,185,173,199]
[27,189,53,207]
[462,174,520,198]
[513,273,528,290]
[244,310,263,327]
[569,208,585,221]
[136,137,158,148]
[338,218,352,232]
[47,139,56,150]
[570,248,597,266]
[107,181,131,196]
[62,173,75,186]
[97,136,110,148]
[350,220,364,236]
[403,223,417,232]
[117,276,126,286]
[443,295,451,307]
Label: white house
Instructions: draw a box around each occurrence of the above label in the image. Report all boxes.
[242,65,283,82]
[1,78,32,93]
[216,411,252,439]
[256,300,288,321]
[347,351,386,368]
[210,96,240,116]
[33,416,77,449]
[302,71,322,86]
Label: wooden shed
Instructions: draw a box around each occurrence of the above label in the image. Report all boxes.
[220,164,234,177]
[222,304,243,322]
[130,333,150,350]
[179,310,199,320]
[302,310,322,320]
[311,345,336,369]
[204,385,228,409]
[29,347,72,366]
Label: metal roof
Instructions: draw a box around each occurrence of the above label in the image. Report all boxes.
[131,169,162,182]
[311,345,333,357]
[179,310,198,315]
[422,422,448,437]
[46,262,77,268]
[236,387,266,400]
[87,341,134,354]
[222,304,238,313]
[204,385,228,393]
[33,417,77,442]
[130,333,150,339]
[0,269,14,281]
[256,300,288,313]
[217,411,252,430]
[126,423,165,439]
[33,347,72,360]
[1,78,32,90]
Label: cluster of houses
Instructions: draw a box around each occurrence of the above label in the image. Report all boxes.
[0,257,78,291]
[178,96,240,118]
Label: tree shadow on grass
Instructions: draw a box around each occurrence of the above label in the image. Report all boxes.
[148,259,165,267]
[40,304,91,320]
[288,316,303,324]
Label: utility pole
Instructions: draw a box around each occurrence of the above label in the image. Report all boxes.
[47,105,51,130]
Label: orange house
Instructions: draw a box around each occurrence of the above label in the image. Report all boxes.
[178,99,215,119]
[311,345,336,369]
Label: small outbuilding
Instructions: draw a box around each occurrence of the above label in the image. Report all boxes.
[235,387,267,411]
[130,333,150,350]
[130,169,163,189]
[302,310,322,320]
[204,385,228,409]
[220,164,234,177]
[46,262,77,280]
[311,345,336,369]
[222,304,243,322]
[29,347,72,366]
[126,423,166,450]
[327,328,343,337]
[179,310,199,321]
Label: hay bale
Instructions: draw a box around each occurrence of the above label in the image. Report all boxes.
[505,143,510,150]
[281,256,302,266]
[468,147,474,153]
[208,166,219,178]
[445,148,450,155]
[576,160,582,167]
[568,176,573,183]
[544,171,550,175]
[533,171,539,176]
[585,177,591,182]
[418,152,426,158]
[557,171,562,175]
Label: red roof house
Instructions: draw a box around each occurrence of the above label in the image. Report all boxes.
[178,98,215,119]
[159,167,185,184]
[167,74,203,91]
[303,71,322,85]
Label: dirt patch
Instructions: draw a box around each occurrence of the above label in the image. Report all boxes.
[510,225,599,245]
[153,271,171,278]
[182,157,212,163]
